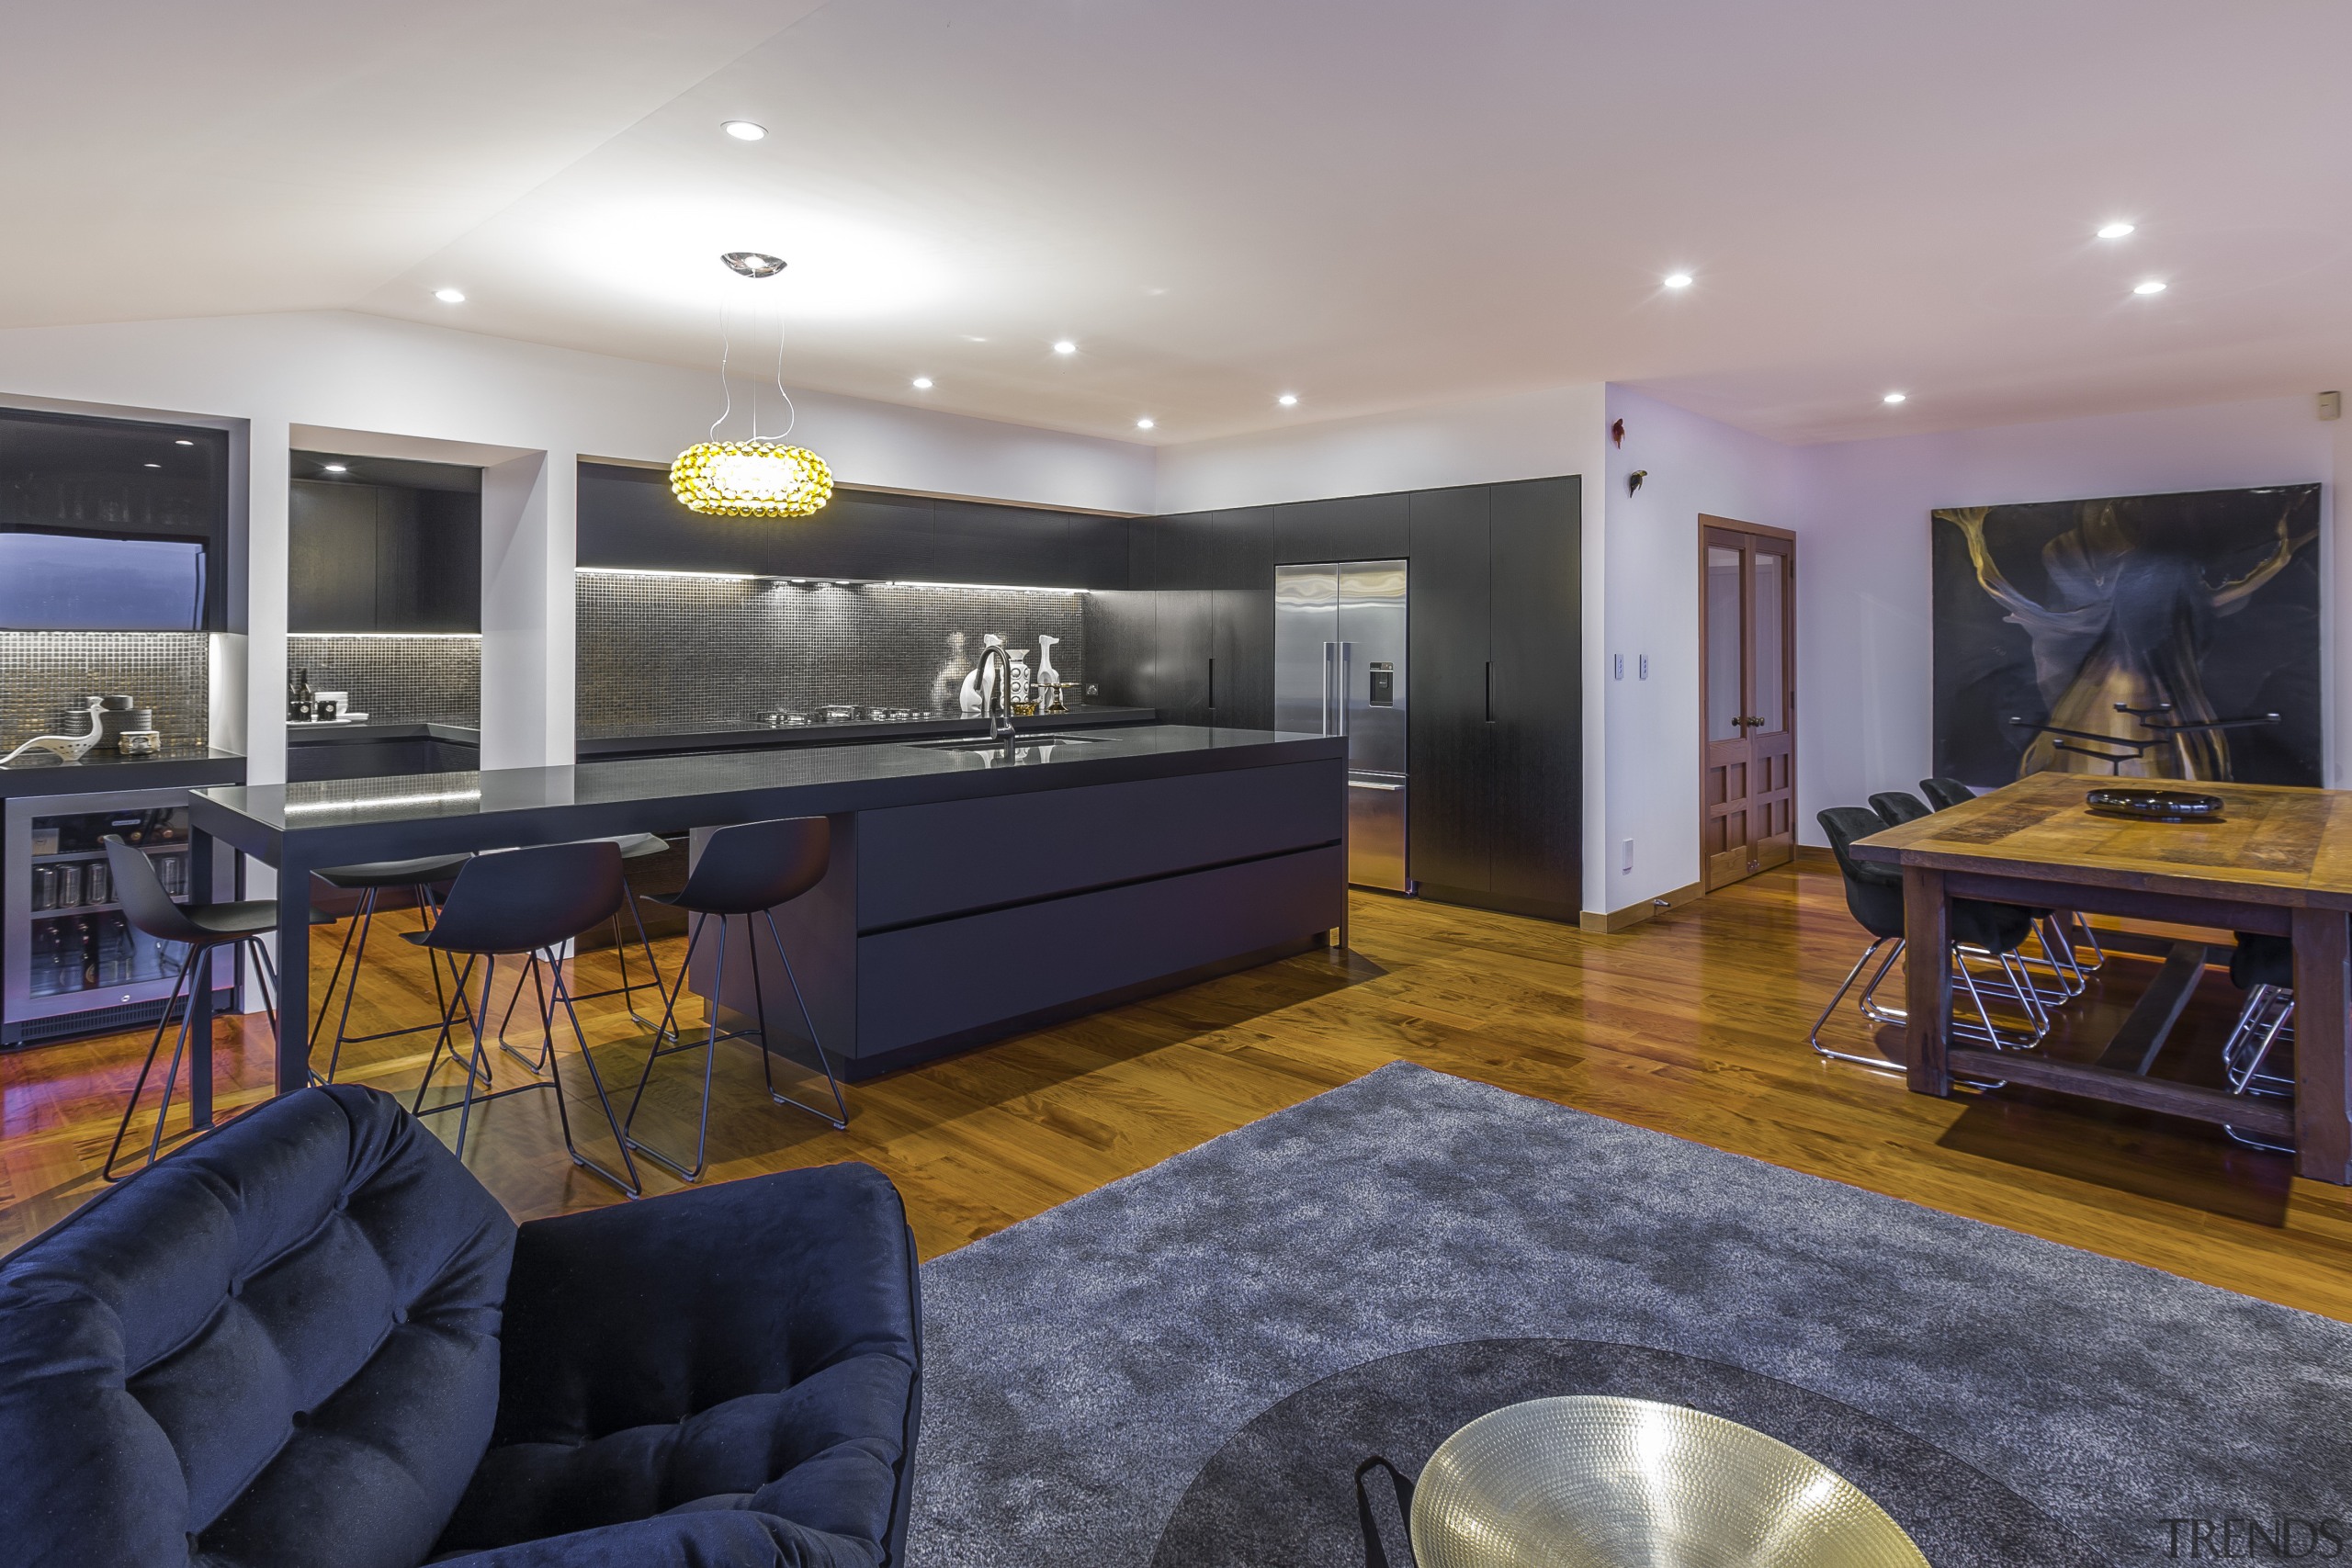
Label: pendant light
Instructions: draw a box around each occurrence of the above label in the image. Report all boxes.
[671,251,834,518]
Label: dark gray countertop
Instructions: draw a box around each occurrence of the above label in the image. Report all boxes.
[0,746,245,802]
[191,725,1340,861]
[575,706,1155,760]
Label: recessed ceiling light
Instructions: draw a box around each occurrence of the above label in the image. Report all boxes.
[1277,393,1299,407]
[1136,417,1155,430]
[1663,273,1693,289]
[911,377,933,389]
[433,287,465,304]
[322,463,348,474]
[1883,392,1907,405]
[2097,221,2135,240]
[2132,279,2167,296]
[174,438,194,446]
[722,120,766,141]
[1052,340,1077,355]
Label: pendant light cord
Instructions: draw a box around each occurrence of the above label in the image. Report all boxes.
[708,271,796,444]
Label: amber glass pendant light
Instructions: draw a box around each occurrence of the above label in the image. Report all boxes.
[671,252,833,518]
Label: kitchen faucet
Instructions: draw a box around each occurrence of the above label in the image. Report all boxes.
[975,643,1016,747]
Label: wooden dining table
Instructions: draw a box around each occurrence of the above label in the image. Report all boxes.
[1849,773,2352,1184]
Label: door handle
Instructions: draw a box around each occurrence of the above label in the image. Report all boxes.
[1338,641,1352,739]
[1321,641,1337,737]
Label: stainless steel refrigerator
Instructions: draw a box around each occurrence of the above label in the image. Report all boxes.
[1275,559,1408,890]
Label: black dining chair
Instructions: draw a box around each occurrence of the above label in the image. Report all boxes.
[1918,776,1977,811]
[624,817,848,1183]
[99,835,334,1180]
[405,840,641,1197]
[1921,775,2105,978]
[1873,787,2086,1003]
[2221,932,2294,1152]
[1808,806,2049,1068]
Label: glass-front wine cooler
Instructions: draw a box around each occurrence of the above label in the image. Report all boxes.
[5,785,234,1047]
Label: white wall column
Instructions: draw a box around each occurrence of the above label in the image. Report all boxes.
[480,449,576,770]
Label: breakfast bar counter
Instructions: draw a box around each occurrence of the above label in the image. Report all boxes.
[187,724,1348,1109]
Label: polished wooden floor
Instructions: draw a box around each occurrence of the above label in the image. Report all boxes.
[6,863,2352,1319]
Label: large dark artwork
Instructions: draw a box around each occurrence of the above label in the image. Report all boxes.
[1931,484,2322,788]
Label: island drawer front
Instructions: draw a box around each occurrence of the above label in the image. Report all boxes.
[854,842,1343,1055]
[854,759,1343,931]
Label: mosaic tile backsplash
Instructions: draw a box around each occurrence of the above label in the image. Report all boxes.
[0,632,209,747]
[576,573,1088,737]
[287,634,480,726]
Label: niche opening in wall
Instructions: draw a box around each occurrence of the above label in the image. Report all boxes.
[289,451,481,634]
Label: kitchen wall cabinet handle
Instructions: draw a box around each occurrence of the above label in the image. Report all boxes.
[1207,656,1216,710]
[1485,661,1494,724]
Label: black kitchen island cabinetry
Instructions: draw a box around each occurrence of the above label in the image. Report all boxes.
[187,726,1346,1100]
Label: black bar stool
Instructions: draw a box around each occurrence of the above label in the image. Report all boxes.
[623,817,846,1182]
[490,832,671,1055]
[99,835,334,1180]
[311,853,473,1084]
[405,840,641,1198]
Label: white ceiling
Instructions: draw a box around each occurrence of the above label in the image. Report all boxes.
[8,0,2352,446]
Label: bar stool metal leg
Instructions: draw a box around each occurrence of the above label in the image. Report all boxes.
[758,910,848,1129]
[102,942,212,1181]
[623,913,726,1180]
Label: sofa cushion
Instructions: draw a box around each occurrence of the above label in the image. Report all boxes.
[0,1085,515,1568]
[435,1166,917,1562]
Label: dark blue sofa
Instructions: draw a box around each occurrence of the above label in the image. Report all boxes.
[0,1085,922,1568]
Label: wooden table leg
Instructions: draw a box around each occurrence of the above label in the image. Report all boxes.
[2290,906,2352,1183]
[1904,866,1953,1097]
[187,827,216,1129]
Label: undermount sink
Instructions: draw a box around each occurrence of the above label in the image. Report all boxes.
[909,733,1109,752]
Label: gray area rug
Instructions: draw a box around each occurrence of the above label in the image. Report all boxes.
[910,1063,2352,1566]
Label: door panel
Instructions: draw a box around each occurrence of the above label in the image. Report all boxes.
[1273,564,1338,736]
[1406,488,1492,896]
[1486,478,1582,915]
[1747,544,1795,873]
[1701,521,1797,890]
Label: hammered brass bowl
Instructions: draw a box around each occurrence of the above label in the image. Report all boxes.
[1410,1396,1928,1568]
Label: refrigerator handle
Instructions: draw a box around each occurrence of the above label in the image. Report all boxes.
[1339,641,1352,739]
[1321,641,1337,736]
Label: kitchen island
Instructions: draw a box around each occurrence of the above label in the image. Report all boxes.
[187,724,1346,1104]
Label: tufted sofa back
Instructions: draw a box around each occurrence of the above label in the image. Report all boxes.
[0,1086,517,1568]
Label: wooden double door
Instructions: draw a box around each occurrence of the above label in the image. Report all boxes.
[1702,518,1796,891]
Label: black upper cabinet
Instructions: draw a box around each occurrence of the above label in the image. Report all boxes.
[1274,491,1409,563]
[288,468,481,634]
[577,462,1130,591]
[1485,478,1582,915]
[1405,486,1494,897]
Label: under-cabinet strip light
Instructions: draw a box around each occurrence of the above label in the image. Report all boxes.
[284,788,481,815]
[573,566,1084,594]
[292,631,481,639]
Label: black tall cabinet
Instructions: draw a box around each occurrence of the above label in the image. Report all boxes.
[1106,476,1583,922]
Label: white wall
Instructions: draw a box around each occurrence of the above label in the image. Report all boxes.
[0,310,1155,780]
[1801,396,2344,832]
[1600,386,1812,906]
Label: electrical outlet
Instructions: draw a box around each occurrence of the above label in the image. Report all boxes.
[2323,390,2344,422]
[1612,653,1623,680]
[1638,654,1649,680]
[1620,838,1634,874]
